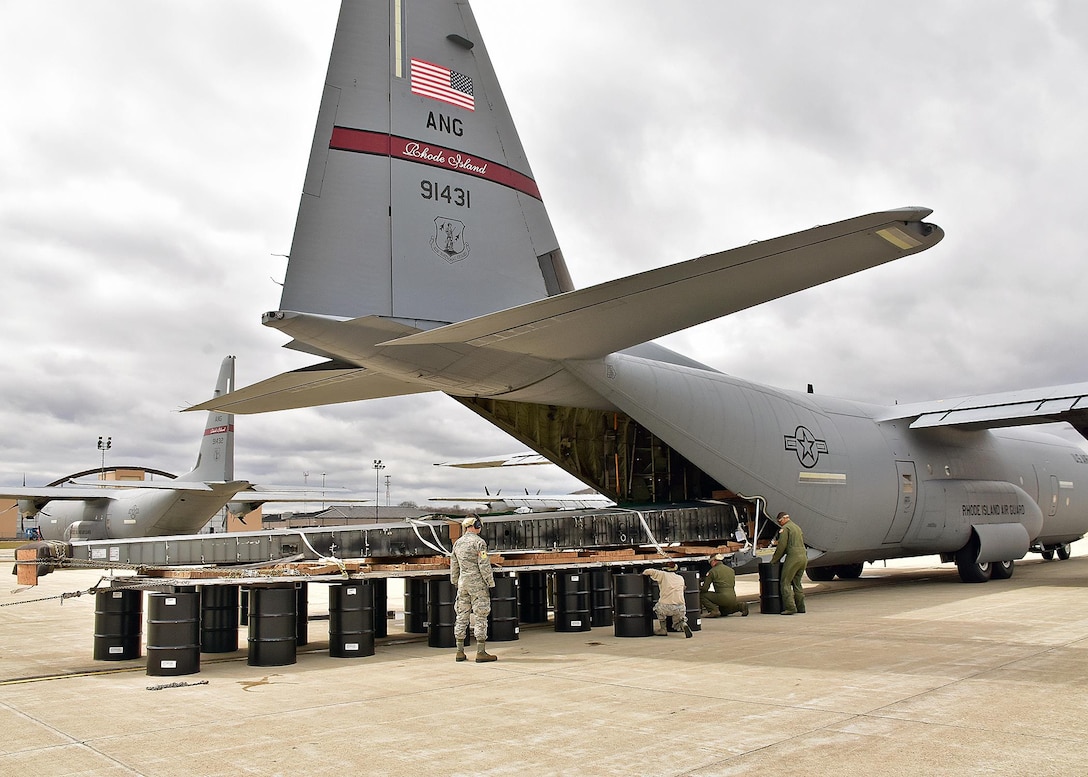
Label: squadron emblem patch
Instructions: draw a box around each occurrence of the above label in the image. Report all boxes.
[431,217,470,263]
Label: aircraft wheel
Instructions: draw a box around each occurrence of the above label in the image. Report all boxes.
[955,537,991,583]
[1041,550,1055,560]
[837,562,864,579]
[1057,543,1072,561]
[806,566,836,582]
[990,559,1015,580]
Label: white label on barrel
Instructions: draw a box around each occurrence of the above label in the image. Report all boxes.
[165,597,177,606]
[515,627,520,634]
[110,547,120,562]
[571,620,582,626]
[91,548,107,560]
[109,646,123,654]
[571,575,580,581]
[346,643,359,651]
[161,660,177,669]
[347,587,358,595]
[111,591,123,599]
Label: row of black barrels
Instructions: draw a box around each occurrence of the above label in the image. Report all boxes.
[94,568,722,676]
[94,581,383,677]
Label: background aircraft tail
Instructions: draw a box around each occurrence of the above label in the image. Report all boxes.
[277,0,572,330]
[177,356,235,482]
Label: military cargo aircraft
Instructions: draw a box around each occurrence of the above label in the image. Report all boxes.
[192,0,1088,582]
[3,356,365,541]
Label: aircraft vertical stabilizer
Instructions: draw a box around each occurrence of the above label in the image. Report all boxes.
[279,0,573,328]
[177,355,235,483]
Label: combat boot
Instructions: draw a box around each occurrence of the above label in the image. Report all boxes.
[682,621,693,638]
[475,641,498,662]
[653,620,669,636]
[741,602,750,617]
[455,639,467,662]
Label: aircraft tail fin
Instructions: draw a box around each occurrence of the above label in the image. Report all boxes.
[178,356,235,482]
[277,0,572,334]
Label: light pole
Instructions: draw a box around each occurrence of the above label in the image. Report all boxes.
[321,472,326,511]
[373,460,384,518]
[384,474,391,506]
[97,436,112,480]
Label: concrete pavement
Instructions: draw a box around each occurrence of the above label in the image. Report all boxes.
[2,553,1087,776]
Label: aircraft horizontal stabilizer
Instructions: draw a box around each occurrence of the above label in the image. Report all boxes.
[185,360,431,414]
[378,208,943,361]
[879,381,1088,434]
[66,478,217,491]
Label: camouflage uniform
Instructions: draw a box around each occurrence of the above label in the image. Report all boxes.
[700,562,745,616]
[643,567,690,634]
[450,531,495,642]
[771,518,807,614]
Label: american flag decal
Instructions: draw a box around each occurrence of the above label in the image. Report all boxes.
[411,58,475,111]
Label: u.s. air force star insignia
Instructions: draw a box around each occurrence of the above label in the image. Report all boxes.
[783,425,829,469]
[431,217,470,263]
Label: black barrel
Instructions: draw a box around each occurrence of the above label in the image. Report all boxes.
[517,571,548,624]
[680,569,701,632]
[590,568,614,627]
[554,571,591,632]
[200,585,239,653]
[427,579,457,648]
[487,575,519,642]
[147,591,200,676]
[329,582,375,658]
[758,560,783,614]
[404,578,429,634]
[613,573,653,637]
[93,588,142,661]
[371,577,388,638]
[296,582,309,647]
[247,585,297,666]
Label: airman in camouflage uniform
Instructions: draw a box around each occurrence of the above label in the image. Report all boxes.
[770,512,807,615]
[450,515,497,662]
[643,564,692,637]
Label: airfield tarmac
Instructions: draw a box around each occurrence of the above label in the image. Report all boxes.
[1,553,1086,777]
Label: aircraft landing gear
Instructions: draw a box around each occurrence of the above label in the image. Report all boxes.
[990,559,1015,580]
[1057,542,1072,560]
[955,535,991,583]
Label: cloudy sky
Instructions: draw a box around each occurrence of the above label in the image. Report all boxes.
[3,1,1087,507]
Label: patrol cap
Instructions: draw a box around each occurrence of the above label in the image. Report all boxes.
[663,562,678,572]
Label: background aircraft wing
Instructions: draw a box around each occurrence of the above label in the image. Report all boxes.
[231,488,369,504]
[186,360,431,413]
[878,381,1088,435]
[379,208,942,360]
[434,453,550,468]
[0,485,118,502]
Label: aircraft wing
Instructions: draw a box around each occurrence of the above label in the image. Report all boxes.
[434,453,550,468]
[66,478,216,491]
[186,360,430,413]
[878,381,1088,435]
[379,208,943,360]
[0,486,117,503]
[231,488,369,504]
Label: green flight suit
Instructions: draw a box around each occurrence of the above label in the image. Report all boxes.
[700,563,744,616]
[771,519,807,614]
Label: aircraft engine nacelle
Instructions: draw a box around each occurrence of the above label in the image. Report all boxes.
[227,501,261,518]
[17,499,41,518]
[904,479,1043,559]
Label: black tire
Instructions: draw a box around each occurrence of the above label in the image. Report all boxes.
[955,535,991,583]
[837,562,864,579]
[1057,543,1072,561]
[806,566,836,582]
[990,559,1014,580]
[1041,550,1055,560]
